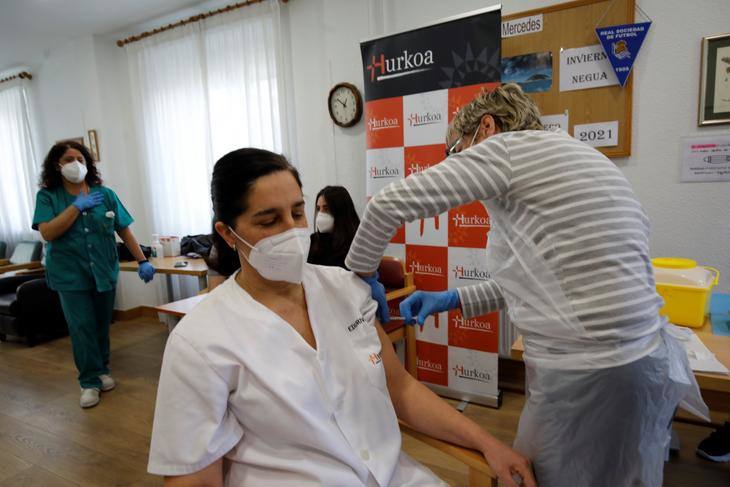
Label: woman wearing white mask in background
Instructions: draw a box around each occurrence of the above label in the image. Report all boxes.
[346,84,709,486]
[307,185,360,269]
[32,140,155,408]
[148,148,536,487]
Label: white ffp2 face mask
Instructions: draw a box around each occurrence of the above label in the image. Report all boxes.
[60,161,88,183]
[229,226,311,283]
[315,212,334,233]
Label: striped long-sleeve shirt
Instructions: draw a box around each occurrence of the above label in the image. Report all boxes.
[346,129,664,369]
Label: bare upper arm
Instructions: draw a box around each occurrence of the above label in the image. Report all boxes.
[163,458,223,487]
[374,321,412,395]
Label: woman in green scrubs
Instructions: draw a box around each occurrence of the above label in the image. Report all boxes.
[32,140,155,409]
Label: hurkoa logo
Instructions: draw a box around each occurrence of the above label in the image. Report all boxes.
[452,364,491,383]
[410,260,442,277]
[367,116,399,132]
[451,213,490,228]
[453,315,492,332]
[408,111,442,127]
[367,49,435,82]
[369,165,399,180]
[452,265,490,282]
[417,358,443,372]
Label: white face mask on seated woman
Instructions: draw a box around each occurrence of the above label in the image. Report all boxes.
[229,226,311,283]
[315,212,334,233]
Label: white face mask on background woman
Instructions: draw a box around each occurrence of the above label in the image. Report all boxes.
[315,212,335,233]
[229,226,311,283]
[60,161,88,183]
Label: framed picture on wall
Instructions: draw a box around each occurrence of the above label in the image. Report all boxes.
[56,137,84,146]
[699,32,730,126]
[87,129,100,161]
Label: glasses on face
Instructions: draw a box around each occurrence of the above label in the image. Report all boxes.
[446,128,482,158]
[445,136,462,158]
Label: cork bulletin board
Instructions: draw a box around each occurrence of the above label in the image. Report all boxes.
[503,0,636,158]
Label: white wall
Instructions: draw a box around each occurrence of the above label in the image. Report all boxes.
[23,0,730,309]
[287,0,730,292]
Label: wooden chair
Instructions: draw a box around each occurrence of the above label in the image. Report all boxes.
[379,256,417,378]
[0,241,43,275]
[399,421,497,486]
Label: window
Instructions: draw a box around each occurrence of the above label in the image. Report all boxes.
[0,79,38,250]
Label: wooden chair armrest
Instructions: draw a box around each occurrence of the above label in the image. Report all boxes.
[404,271,414,288]
[399,421,497,486]
[15,267,45,276]
[0,261,43,275]
[385,285,417,302]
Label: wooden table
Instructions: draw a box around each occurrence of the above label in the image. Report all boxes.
[120,256,208,302]
[0,261,43,275]
[511,317,730,409]
[694,319,730,395]
[154,294,206,318]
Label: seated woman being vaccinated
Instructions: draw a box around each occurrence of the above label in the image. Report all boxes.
[147,148,535,487]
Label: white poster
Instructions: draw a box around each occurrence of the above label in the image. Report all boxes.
[415,312,448,345]
[403,89,448,148]
[365,147,403,197]
[559,44,618,92]
[714,46,730,114]
[681,136,730,183]
[541,111,569,132]
[405,213,449,247]
[447,346,499,396]
[573,120,619,148]
[448,247,492,290]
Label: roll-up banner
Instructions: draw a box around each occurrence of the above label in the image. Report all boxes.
[361,5,503,407]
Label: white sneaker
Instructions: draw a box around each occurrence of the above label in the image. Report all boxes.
[99,374,116,392]
[80,388,100,408]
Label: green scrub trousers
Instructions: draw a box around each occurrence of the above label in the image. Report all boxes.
[32,185,134,389]
[57,290,116,388]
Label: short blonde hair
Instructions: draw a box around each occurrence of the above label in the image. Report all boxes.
[450,83,543,137]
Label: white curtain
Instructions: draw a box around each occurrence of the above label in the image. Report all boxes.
[126,0,290,238]
[0,80,38,252]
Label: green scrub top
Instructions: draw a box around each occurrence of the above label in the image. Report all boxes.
[32,185,134,292]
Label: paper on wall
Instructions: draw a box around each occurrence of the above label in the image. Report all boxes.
[559,44,619,92]
[541,112,569,132]
[681,135,730,183]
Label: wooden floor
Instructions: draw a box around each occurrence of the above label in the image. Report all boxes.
[0,319,728,486]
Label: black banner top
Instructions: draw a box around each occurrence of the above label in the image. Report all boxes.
[360,7,501,102]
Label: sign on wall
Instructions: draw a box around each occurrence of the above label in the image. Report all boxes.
[360,5,502,407]
[559,44,618,92]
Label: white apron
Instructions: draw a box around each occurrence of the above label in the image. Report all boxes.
[483,199,709,487]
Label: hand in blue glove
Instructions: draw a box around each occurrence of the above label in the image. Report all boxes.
[72,190,104,212]
[400,289,461,326]
[360,272,390,323]
[138,261,156,283]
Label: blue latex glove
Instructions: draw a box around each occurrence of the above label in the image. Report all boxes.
[138,261,156,283]
[360,272,390,323]
[72,191,104,211]
[400,289,461,326]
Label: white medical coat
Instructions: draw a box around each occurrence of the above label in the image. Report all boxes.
[148,264,444,486]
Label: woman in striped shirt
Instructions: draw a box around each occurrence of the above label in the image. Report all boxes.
[346,84,707,487]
